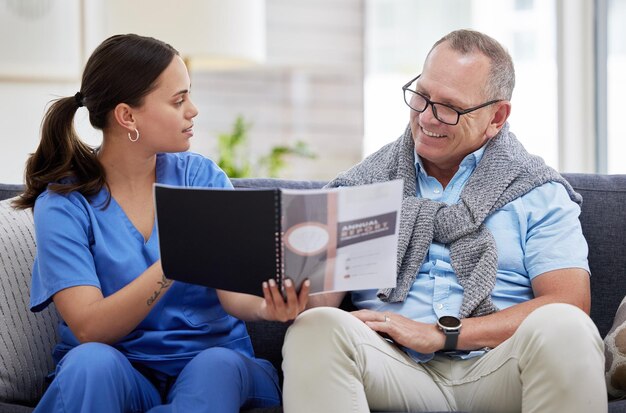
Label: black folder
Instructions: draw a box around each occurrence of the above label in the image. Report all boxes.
[155,185,281,296]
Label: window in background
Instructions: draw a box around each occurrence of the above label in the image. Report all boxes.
[607,0,626,173]
[364,0,558,169]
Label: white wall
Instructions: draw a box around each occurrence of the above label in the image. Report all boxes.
[191,0,364,180]
[0,0,83,184]
[364,0,562,170]
[0,0,364,183]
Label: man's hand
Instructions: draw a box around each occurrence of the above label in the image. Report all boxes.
[351,309,445,353]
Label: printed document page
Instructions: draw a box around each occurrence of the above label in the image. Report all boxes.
[281,180,402,294]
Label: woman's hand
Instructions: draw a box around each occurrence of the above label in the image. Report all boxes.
[260,278,310,322]
[351,309,445,354]
[217,278,309,322]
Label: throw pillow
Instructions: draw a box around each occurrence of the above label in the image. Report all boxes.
[0,199,59,406]
[605,296,626,397]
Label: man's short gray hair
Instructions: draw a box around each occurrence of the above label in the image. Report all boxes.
[429,29,515,101]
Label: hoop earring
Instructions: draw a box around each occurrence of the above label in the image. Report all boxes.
[128,128,139,142]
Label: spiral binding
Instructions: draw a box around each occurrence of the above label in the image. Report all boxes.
[274,189,284,287]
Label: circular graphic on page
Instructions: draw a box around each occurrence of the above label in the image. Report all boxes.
[284,222,330,256]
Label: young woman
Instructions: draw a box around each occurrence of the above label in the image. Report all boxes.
[14,34,308,413]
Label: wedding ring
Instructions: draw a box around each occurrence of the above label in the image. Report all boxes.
[384,315,390,323]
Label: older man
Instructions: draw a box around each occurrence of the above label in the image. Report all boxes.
[282,29,606,413]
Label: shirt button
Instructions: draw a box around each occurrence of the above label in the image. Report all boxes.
[436,303,444,310]
[433,188,441,194]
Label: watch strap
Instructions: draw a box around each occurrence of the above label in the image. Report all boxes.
[443,329,459,351]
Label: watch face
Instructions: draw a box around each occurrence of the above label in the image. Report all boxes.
[438,316,462,329]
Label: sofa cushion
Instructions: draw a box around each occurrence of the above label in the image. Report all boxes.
[605,296,626,397]
[0,199,59,407]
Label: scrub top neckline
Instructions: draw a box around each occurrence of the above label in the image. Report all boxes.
[107,157,163,246]
[109,195,157,246]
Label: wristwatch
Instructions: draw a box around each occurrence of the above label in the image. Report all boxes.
[437,315,462,351]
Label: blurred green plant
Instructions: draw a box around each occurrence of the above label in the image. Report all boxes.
[217,116,252,178]
[217,115,316,178]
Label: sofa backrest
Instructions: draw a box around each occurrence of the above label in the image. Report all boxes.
[0,184,23,202]
[562,173,626,337]
[0,174,625,405]
[235,176,626,338]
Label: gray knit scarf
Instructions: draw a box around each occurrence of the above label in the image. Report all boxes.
[326,123,581,318]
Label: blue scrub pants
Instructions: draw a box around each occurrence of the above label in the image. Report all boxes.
[34,342,281,413]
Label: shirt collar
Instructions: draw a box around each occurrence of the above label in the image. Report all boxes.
[414,144,488,178]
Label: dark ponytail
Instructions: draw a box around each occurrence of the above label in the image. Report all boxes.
[13,96,104,210]
[13,34,178,210]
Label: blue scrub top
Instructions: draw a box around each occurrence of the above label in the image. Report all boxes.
[30,152,254,376]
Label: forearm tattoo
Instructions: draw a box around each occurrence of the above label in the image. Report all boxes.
[147,273,172,306]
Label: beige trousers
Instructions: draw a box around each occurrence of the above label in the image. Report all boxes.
[282,304,607,413]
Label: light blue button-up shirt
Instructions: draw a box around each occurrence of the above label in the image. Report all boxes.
[352,145,589,361]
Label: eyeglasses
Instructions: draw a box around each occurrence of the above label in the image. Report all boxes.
[402,75,502,126]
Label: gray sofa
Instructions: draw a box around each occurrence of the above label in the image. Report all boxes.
[1,175,626,412]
